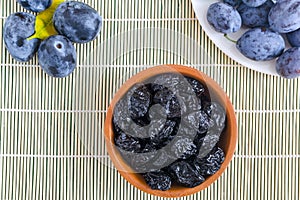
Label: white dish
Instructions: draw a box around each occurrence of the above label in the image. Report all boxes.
[191,0,278,76]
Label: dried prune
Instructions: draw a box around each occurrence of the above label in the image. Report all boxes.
[148,103,167,121]
[197,130,222,158]
[169,137,198,159]
[151,73,182,91]
[150,73,202,116]
[179,90,202,114]
[193,133,205,150]
[148,82,164,94]
[167,160,205,188]
[198,111,215,134]
[182,110,214,135]
[113,98,132,132]
[149,119,178,147]
[193,147,225,176]
[129,84,152,126]
[121,150,157,173]
[152,149,177,169]
[129,122,151,139]
[114,125,143,153]
[203,101,226,131]
[153,87,181,118]
[185,76,206,99]
[143,170,172,191]
[142,142,157,153]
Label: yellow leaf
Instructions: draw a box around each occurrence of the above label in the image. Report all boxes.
[27,0,65,40]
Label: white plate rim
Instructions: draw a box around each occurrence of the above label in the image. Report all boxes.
[191,0,279,76]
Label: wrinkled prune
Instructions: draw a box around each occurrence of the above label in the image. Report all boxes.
[113,98,132,132]
[152,149,177,169]
[148,82,165,94]
[170,137,198,159]
[129,122,151,139]
[185,76,206,99]
[198,111,215,134]
[150,74,202,116]
[182,110,214,135]
[148,103,167,121]
[193,147,225,176]
[129,84,152,126]
[143,170,172,191]
[167,160,205,188]
[121,150,157,173]
[114,126,143,153]
[197,130,222,158]
[193,133,205,150]
[179,90,202,114]
[153,87,181,118]
[149,119,178,147]
[151,73,182,91]
[203,101,226,131]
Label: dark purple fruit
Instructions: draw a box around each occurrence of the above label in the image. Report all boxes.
[167,160,205,188]
[143,170,172,191]
[194,147,225,176]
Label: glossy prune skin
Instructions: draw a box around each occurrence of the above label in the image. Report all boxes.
[182,110,214,136]
[193,147,225,177]
[169,137,198,159]
[148,119,178,148]
[143,170,172,191]
[53,1,102,43]
[153,87,181,119]
[236,28,285,61]
[38,35,76,78]
[150,74,202,115]
[113,98,133,132]
[203,102,226,131]
[207,2,242,34]
[286,28,300,47]
[242,0,267,7]
[114,125,143,153]
[151,149,177,169]
[3,12,40,62]
[276,47,300,79]
[185,77,205,98]
[197,130,222,158]
[123,150,157,173]
[17,0,52,12]
[237,0,274,28]
[167,160,205,188]
[129,84,152,126]
[268,0,300,33]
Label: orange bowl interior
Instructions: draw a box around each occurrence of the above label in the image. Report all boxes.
[104,64,238,198]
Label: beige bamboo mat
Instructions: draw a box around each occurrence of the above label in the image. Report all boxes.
[1,0,299,199]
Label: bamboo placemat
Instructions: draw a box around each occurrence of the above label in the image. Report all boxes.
[1,0,299,199]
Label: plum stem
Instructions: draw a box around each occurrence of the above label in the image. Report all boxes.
[224,34,237,44]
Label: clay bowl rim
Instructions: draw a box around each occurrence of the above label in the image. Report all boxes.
[104,64,238,198]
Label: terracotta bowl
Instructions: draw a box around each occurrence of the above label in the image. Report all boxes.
[104,64,237,198]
